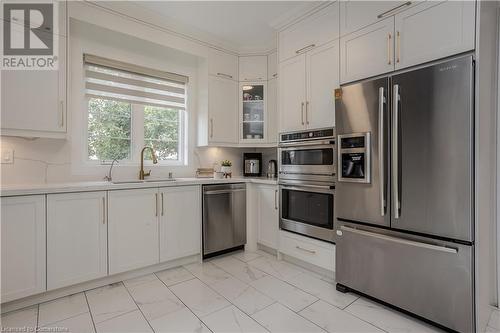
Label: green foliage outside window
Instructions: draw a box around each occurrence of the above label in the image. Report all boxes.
[88,98,131,161]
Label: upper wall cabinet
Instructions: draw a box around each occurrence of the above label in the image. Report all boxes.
[340,17,395,84]
[339,0,476,84]
[279,40,339,132]
[208,76,239,144]
[340,1,414,36]
[1,1,67,138]
[278,2,339,62]
[267,52,278,80]
[239,56,267,81]
[394,1,475,70]
[208,48,239,81]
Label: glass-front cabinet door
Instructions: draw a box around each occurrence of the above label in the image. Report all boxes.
[240,82,266,143]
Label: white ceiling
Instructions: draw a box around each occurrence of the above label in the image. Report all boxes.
[94,1,323,54]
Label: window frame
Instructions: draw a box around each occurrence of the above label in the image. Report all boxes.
[83,96,187,167]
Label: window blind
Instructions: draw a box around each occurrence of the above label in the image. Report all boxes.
[84,54,188,110]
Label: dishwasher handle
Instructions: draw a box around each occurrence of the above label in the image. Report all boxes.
[204,189,246,195]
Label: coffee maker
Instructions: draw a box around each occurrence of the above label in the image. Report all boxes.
[243,153,262,177]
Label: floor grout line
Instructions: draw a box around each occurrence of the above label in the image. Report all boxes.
[122,281,156,333]
[154,272,215,333]
[84,291,98,333]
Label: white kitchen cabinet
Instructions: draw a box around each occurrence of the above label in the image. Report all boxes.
[340,17,395,84]
[394,1,475,70]
[279,55,307,132]
[1,2,67,138]
[256,185,279,250]
[267,78,278,144]
[340,1,411,36]
[267,52,278,80]
[1,195,46,302]
[240,82,267,144]
[278,2,340,62]
[239,56,267,81]
[108,188,159,275]
[159,186,201,262]
[208,75,239,144]
[208,48,239,81]
[47,192,107,290]
[279,231,335,272]
[306,41,339,129]
[279,40,339,132]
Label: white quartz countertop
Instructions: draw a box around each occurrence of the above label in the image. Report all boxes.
[0,177,278,197]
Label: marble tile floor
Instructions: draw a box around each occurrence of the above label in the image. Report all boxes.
[1,250,445,333]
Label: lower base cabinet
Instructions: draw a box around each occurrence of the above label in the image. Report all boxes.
[108,188,159,275]
[159,186,201,262]
[256,184,279,249]
[1,195,46,302]
[279,231,335,272]
[47,192,108,290]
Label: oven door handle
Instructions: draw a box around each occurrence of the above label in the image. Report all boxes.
[280,184,335,192]
[279,140,335,148]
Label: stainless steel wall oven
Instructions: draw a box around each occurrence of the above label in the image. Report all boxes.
[278,128,336,243]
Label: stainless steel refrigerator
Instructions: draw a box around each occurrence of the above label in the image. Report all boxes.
[334,54,474,333]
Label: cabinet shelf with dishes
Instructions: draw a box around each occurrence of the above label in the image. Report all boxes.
[239,82,267,143]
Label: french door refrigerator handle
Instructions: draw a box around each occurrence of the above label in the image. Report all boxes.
[340,226,458,254]
[378,87,386,217]
[392,84,400,219]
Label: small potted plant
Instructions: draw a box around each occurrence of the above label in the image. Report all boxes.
[220,160,232,175]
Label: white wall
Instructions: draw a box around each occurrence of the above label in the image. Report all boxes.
[0,17,276,185]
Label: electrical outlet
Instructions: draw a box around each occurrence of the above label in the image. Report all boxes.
[1,149,14,164]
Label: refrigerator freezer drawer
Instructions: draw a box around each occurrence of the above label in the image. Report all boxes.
[336,222,473,333]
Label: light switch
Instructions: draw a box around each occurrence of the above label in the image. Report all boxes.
[1,149,14,164]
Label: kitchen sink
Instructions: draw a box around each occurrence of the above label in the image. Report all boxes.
[112,178,176,184]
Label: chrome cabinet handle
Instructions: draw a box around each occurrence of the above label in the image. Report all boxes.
[102,196,106,224]
[301,102,305,125]
[377,1,412,19]
[340,226,458,254]
[59,101,64,128]
[155,193,158,217]
[387,33,392,65]
[161,193,164,216]
[274,190,278,210]
[392,84,400,219]
[210,119,214,138]
[378,87,386,217]
[295,245,316,254]
[305,101,310,125]
[216,72,233,79]
[396,31,401,63]
[295,44,316,54]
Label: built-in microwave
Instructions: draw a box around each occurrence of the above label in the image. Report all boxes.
[278,128,336,183]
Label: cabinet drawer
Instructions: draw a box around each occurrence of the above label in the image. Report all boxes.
[278,3,339,62]
[279,231,335,271]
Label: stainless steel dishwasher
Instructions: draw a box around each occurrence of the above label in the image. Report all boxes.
[202,183,246,259]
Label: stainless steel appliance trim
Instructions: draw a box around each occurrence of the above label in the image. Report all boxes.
[392,84,400,219]
[378,86,386,217]
[337,132,371,183]
[340,226,458,254]
[377,1,412,19]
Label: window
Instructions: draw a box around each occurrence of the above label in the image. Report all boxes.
[84,54,188,164]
